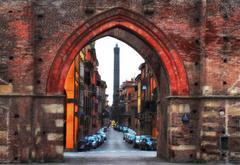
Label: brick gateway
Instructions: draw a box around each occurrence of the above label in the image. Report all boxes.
[0,0,240,163]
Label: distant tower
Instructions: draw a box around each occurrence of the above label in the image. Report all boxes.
[113,44,120,104]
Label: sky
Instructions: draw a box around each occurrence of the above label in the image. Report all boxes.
[95,37,144,105]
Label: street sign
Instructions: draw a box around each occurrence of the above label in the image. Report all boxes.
[182,113,189,123]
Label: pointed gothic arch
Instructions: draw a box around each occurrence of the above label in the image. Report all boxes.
[47,7,189,96]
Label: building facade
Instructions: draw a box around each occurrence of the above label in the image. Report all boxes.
[137,63,158,137]
[119,80,138,129]
[119,63,158,137]
[64,43,107,150]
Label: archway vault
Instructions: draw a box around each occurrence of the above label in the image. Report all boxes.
[47,7,189,96]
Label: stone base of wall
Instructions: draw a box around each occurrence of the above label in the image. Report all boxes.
[0,95,65,163]
[161,97,240,163]
[1,94,240,163]
[198,99,240,163]
[157,97,200,162]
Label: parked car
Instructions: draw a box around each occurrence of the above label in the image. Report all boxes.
[128,129,136,135]
[118,125,123,132]
[102,126,108,132]
[77,138,91,151]
[123,132,128,141]
[85,135,98,149]
[126,133,136,144]
[122,126,128,133]
[97,131,107,140]
[114,124,125,132]
[139,136,156,150]
[113,124,120,131]
[133,135,141,148]
[99,127,108,133]
[93,134,104,146]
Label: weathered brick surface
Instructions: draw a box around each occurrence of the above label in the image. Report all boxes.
[227,100,240,162]
[201,1,240,96]
[8,97,33,163]
[0,1,34,94]
[166,99,200,162]
[0,0,240,163]
[0,98,9,162]
[32,97,65,162]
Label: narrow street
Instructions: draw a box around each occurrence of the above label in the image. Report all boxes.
[63,129,229,165]
[64,127,157,164]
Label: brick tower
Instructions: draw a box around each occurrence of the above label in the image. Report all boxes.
[113,44,120,104]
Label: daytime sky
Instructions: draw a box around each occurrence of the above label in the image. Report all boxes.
[95,37,144,105]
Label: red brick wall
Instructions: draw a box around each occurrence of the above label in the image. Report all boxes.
[0,0,240,163]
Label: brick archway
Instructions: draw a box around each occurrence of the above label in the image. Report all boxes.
[47,7,189,96]
[1,1,240,163]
